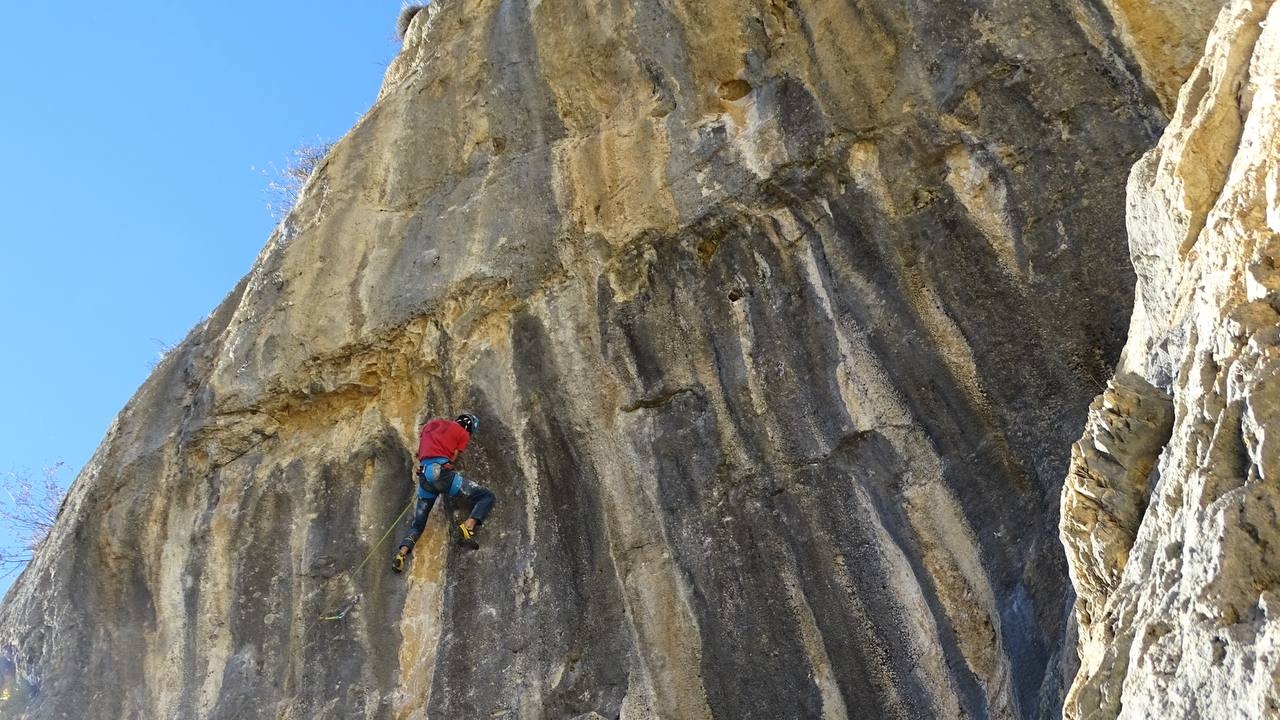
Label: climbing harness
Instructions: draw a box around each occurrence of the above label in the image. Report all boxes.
[416,457,457,500]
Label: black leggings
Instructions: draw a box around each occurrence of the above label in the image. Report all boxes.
[400,464,495,552]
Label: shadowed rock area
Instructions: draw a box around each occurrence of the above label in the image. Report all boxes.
[0,0,1217,718]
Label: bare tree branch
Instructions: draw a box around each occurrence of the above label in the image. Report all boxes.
[259,140,336,222]
[0,463,70,576]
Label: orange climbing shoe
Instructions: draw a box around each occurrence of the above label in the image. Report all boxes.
[457,524,479,550]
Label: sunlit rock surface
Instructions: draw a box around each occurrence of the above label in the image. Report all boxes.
[0,0,1189,718]
[1061,0,1280,717]
[1097,0,1224,113]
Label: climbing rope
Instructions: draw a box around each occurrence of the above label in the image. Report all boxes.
[316,497,415,622]
[350,498,416,578]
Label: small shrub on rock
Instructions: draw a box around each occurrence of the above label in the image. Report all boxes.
[262,140,335,221]
[397,4,429,41]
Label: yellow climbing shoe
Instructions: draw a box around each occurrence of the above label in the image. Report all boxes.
[458,523,479,549]
[391,552,406,573]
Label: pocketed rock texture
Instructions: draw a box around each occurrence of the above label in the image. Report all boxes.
[1061,0,1280,717]
[1060,372,1175,644]
[0,1,1205,718]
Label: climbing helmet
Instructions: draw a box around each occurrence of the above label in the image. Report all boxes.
[456,413,479,434]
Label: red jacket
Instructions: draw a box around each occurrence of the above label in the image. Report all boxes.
[417,418,470,461]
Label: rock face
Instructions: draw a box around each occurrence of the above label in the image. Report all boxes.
[0,1,1196,718]
[1098,0,1224,113]
[1060,0,1280,717]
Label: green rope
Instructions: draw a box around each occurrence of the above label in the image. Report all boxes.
[317,497,415,621]
[351,498,415,576]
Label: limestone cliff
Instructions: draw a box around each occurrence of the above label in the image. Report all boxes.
[1061,0,1280,717]
[0,1,1186,718]
[1097,0,1224,113]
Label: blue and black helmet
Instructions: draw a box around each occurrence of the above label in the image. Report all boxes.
[456,413,479,434]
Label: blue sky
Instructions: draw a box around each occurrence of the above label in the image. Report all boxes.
[0,2,409,592]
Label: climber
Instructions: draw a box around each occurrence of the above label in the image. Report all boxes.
[391,412,496,573]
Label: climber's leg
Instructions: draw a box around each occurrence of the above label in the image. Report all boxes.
[449,474,494,548]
